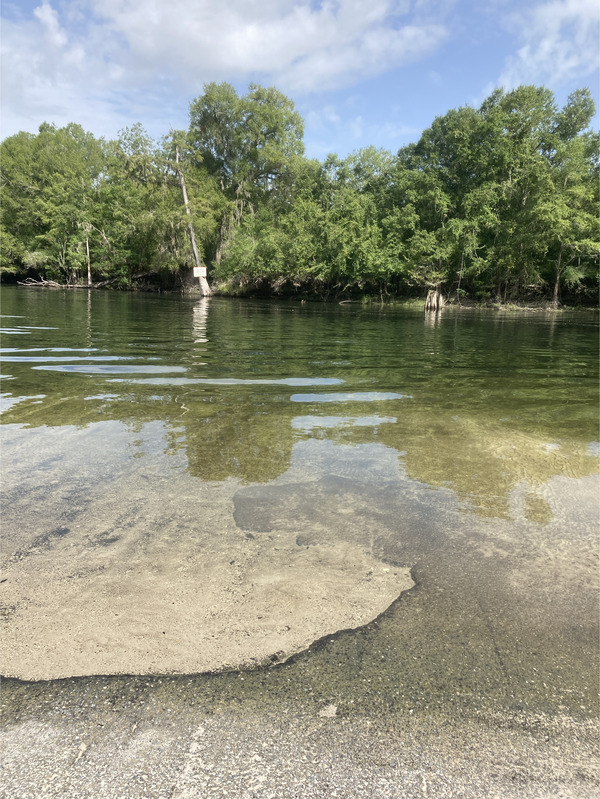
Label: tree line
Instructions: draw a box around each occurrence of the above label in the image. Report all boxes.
[1,83,598,304]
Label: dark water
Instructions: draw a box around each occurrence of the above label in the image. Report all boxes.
[1,287,598,719]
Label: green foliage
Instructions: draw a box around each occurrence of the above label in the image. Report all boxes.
[189,83,304,194]
[1,84,598,303]
[1,125,104,282]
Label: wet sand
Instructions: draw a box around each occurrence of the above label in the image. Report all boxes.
[1,460,414,680]
[2,666,599,798]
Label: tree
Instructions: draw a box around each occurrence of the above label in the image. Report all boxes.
[1,124,104,284]
[161,130,213,295]
[0,131,39,275]
[2,83,597,303]
[535,118,599,305]
[188,83,304,265]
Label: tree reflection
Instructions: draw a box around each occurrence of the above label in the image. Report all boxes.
[1,294,597,519]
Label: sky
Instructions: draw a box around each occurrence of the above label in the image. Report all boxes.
[1,0,598,159]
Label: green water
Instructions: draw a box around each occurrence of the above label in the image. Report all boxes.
[1,287,598,717]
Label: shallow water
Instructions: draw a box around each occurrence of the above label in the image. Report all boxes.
[1,287,598,717]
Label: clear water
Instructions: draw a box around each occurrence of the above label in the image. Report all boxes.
[1,287,598,717]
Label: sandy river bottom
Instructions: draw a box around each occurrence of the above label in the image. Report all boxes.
[1,423,598,797]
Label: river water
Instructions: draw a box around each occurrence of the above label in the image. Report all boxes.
[1,287,598,720]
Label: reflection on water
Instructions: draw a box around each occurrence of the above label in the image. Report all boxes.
[291,415,397,430]
[290,391,410,402]
[33,363,184,373]
[109,377,343,386]
[1,289,598,517]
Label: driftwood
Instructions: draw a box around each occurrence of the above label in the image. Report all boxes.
[91,277,121,288]
[425,289,445,311]
[17,272,155,290]
[17,277,66,288]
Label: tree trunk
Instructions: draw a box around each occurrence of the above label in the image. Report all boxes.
[176,146,212,297]
[215,191,246,266]
[553,246,563,308]
[425,289,445,311]
[86,235,92,288]
[215,210,232,266]
[456,251,464,304]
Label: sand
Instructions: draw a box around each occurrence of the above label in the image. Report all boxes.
[1,468,413,680]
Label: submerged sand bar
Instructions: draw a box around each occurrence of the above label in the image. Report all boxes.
[1,469,413,681]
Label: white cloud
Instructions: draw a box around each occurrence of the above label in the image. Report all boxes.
[0,8,147,140]
[84,0,446,91]
[34,1,68,48]
[0,0,448,140]
[498,0,600,89]
[305,105,342,128]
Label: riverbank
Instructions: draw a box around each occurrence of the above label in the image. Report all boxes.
[2,673,598,798]
[2,463,598,796]
[4,275,599,311]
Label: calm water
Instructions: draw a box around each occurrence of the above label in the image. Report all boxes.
[1,287,598,717]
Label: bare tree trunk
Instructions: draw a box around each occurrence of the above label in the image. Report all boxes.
[86,235,92,288]
[176,146,212,297]
[425,288,445,311]
[456,251,464,304]
[553,246,562,308]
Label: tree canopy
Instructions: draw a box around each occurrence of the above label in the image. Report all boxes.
[1,84,598,304]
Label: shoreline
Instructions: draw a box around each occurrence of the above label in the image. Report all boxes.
[2,664,598,798]
[2,280,599,312]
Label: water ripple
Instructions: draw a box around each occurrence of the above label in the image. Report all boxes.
[106,376,344,387]
[1,348,99,354]
[32,364,186,374]
[4,356,137,363]
[290,391,410,403]
[292,415,397,430]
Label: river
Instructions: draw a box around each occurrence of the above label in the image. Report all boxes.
[1,287,598,796]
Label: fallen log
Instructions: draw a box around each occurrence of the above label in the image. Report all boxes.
[17,277,65,288]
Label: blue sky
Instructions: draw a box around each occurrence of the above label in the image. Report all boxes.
[1,0,598,159]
